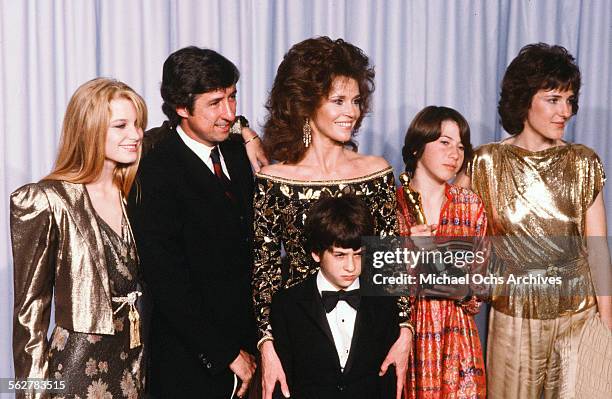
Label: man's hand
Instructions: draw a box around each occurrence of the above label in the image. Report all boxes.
[261,340,290,399]
[229,350,257,398]
[242,127,269,172]
[379,327,412,399]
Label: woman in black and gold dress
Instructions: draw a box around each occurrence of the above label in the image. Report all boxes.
[10,78,147,398]
[253,36,412,399]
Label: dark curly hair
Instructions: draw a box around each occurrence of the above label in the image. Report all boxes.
[304,194,374,255]
[263,36,375,163]
[498,43,581,135]
[402,106,473,176]
[160,46,240,127]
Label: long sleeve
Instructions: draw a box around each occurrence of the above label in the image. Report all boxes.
[10,184,55,381]
[366,173,398,238]
[130,164,239,373]
[468,201,490,302]
[252,179,284,339]
[369,181,412,321]
[455,200,489,315]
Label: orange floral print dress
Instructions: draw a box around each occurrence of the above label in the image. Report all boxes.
[397,183,487,399]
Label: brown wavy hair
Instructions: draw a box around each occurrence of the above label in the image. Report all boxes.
[45,78,147,197]
[402,106,473,176]
[498,43,581,135]
[263,36,375,163]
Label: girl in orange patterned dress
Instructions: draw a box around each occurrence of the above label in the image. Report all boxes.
[397,106,487,399]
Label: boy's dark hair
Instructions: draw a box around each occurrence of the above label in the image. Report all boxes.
[160,46,240,127]
[498,43,581,135]
[304,194,374,255]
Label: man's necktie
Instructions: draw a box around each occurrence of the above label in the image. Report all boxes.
[321,289,361,313]
[210,146,234,201]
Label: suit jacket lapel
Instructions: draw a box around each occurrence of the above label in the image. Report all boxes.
[168,131,232,204]
[219,141,248,209]
[54,182,111,302]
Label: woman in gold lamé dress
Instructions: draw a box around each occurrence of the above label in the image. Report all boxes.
[253,36,412,399]
[10,78,147,398]
[397,106,487,399]
[456,43,612,398]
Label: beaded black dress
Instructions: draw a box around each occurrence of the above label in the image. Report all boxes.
[252,167,408,340]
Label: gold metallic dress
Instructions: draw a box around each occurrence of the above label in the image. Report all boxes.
[468,141,606,398]
[252,167,407,339]
[468,142,604,319]
[48,213,144,398]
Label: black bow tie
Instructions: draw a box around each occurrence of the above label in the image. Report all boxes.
[321,289,361,313]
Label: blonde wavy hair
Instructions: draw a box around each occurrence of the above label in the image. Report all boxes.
[45,78,147,196]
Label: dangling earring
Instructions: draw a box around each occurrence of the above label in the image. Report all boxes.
[303,118,312,148]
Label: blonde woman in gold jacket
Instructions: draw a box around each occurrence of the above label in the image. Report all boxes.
[10,78,147,398]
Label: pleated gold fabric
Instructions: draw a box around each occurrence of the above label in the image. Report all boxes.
[468,141,607,398]
[486,307,596,399]
[555,312,612,398]
[10,181,120,381]
[468,142,605,319]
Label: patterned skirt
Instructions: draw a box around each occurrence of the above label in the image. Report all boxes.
[405,299,486,399]
[47,313,144,399]
[47,212,144,399]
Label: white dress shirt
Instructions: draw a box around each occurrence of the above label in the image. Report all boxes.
[316,270,359,370]
[176,125,231,179]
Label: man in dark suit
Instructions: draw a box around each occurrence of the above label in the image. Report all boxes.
[130,46,257,398]
[270,195,400,399]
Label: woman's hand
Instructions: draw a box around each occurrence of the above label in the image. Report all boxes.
[261,340,290,399]
[242,127,269,173]
[409,224,437,237]
[379,327,412,399]
[409,224,438,255]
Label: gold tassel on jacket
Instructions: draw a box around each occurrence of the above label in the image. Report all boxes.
[112,291,142,349]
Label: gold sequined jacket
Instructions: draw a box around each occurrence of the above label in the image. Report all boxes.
[10,180,125,380]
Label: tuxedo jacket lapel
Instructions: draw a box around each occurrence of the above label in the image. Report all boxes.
[297,278,337,355]
[343,296,373,375]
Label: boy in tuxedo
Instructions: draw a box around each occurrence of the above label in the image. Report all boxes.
[270,195,400,399]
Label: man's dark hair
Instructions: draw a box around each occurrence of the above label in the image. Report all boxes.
[304,194,374,255]
[498,43,581,135]
[160,46,240,127]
